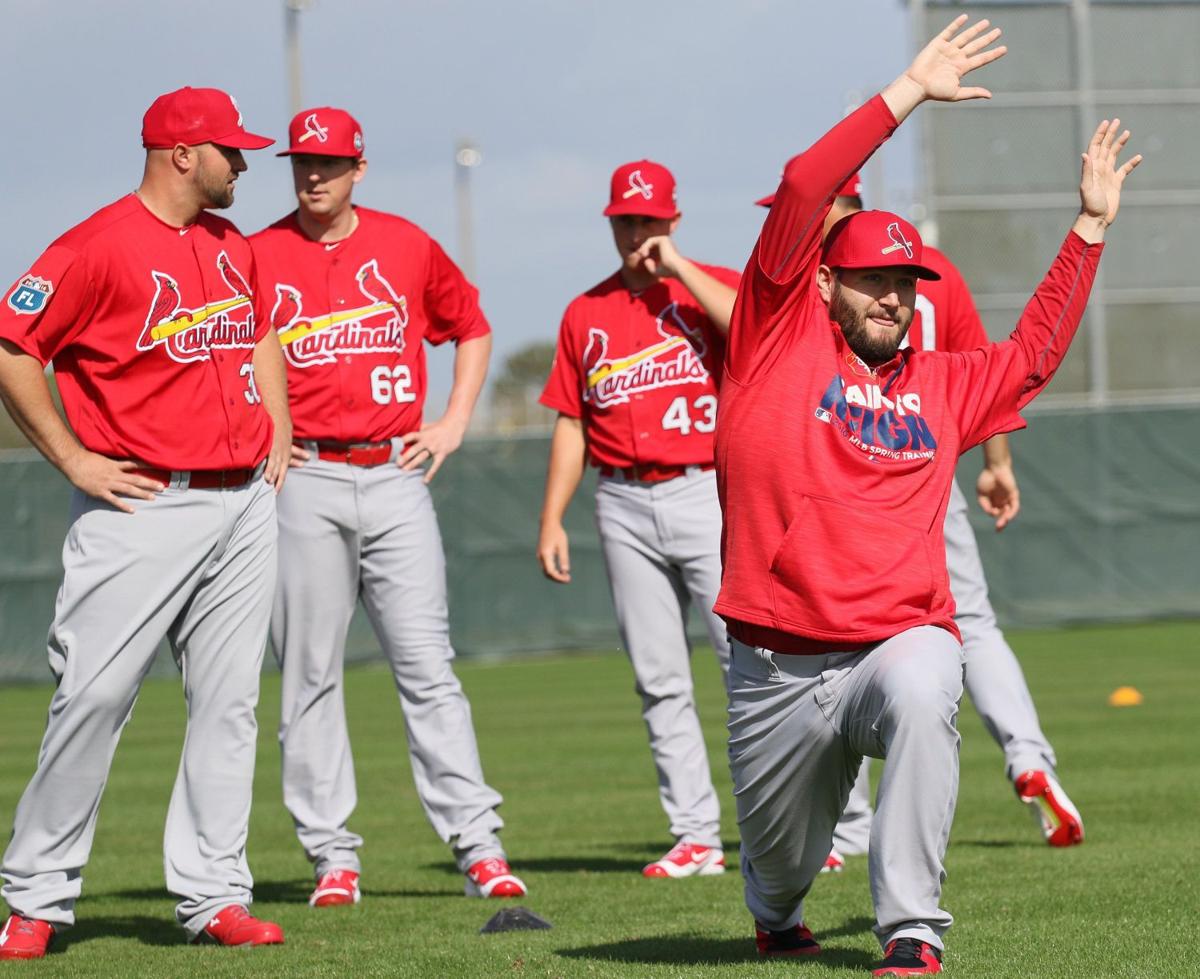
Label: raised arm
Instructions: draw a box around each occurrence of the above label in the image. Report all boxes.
[759,16,1006,285]
[629,235,737,334]
[951,119,1141,448]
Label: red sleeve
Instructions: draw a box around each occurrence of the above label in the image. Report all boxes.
[948,231,1103,450]
[538,309,584,419]
[423,238,490,346]
[0,245,95,364]
[933,256,988,353]
[727,96,899,382]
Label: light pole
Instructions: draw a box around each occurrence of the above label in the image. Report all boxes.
[284,0,315,116]
[454,140,482,283]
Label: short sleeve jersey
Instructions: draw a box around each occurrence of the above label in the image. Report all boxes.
[539,265,739,469]
[250,207,490,443]
[0,195,272,470]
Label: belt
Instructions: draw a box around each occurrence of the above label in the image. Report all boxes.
[597,461,715,484]
[131,467,256,490]
[312,440,394,467]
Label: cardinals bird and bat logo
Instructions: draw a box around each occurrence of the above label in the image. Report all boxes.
[270,258,409,368]
[583,302,711,409]
[137,251,257,364]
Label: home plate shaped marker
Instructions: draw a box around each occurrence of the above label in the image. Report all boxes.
[480,907,553,934]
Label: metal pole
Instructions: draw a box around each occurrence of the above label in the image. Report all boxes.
[455,140,482,282]
[1071,0,1107,404]
[285,0,313,116]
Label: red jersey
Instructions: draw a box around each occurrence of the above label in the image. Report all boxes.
[540,266,739,469]
[250,207,489,443]
[0,195,272,470]
[906,246,989,354]
[715,95,1103,650]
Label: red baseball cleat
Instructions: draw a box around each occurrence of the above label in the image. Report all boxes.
[873,937,943,975]
[464,857,527,898]
[820,847,846,873]
[642,842,726,878]
[1015,769,1085,847]
[194,905,284,947]
[0,915,54,960]
[755,920,821,957]
[309,868,361,907]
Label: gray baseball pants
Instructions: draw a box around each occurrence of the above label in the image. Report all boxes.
[831,478,1059,855]
[1,476,277,939]
[594,467,729,850]
[729,627,964,951]
[271,450,505,878]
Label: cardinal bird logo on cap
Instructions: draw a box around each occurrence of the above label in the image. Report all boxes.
[299,112,329,144]
[880,222,915,259]
[622,169,654,201]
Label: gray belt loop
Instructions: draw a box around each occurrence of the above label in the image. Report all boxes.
[172,471,190,491]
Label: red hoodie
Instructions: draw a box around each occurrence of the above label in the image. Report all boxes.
[714,95,1103,651]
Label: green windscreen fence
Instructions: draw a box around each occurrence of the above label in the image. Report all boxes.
[1,404,1198,683]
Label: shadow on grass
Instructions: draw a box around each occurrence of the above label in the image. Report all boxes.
[557,934,876,970]
[54,914,182,951]
[815,916,875,940]
[950,839,1027,848]
[489,856,651,874]
[99,879,461,904]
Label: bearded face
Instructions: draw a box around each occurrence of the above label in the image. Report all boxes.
[827,268,916,366]
[194,144,244,210]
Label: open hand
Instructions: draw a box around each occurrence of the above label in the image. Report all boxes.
[1079,118,1142,227]
[905,15,1007,103]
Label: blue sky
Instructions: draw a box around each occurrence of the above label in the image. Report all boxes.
[3,0,924,411]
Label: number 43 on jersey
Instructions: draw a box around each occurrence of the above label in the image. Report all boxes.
[661,394,717,435]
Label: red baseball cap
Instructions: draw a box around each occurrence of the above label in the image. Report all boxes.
[755,171,864,209]
[142,87,273,150]
[821,210,940,280]
[603,160,678,219]
[276,107,365,159]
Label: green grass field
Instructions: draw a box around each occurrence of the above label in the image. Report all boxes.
[0,621,1196,977]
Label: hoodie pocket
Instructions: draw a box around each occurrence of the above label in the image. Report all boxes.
[768,494,936,637]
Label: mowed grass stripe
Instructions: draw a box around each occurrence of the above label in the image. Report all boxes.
[0,621,1195,976]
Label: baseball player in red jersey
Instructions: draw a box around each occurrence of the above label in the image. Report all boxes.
[716,17,1138,975]
[756,181,1085,870]
[0,87,293,959]
[537,161,739,878]
[250,107,525,906]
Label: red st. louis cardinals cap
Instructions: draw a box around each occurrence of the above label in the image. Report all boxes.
[276,107,365,159]
[603,160,678,219]
[142,87,274,150]
[822,210,941,281]
[755,171,864,209]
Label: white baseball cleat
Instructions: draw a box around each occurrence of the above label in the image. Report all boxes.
[642,842,726,878]
[464,857,528,898]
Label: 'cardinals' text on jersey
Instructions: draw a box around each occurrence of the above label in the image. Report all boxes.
[0,195,273,470]
[251,208,489,442]
[540,265,738,469]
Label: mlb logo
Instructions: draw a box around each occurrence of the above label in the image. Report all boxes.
[7,275,53,315]
[814,407,832,423]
